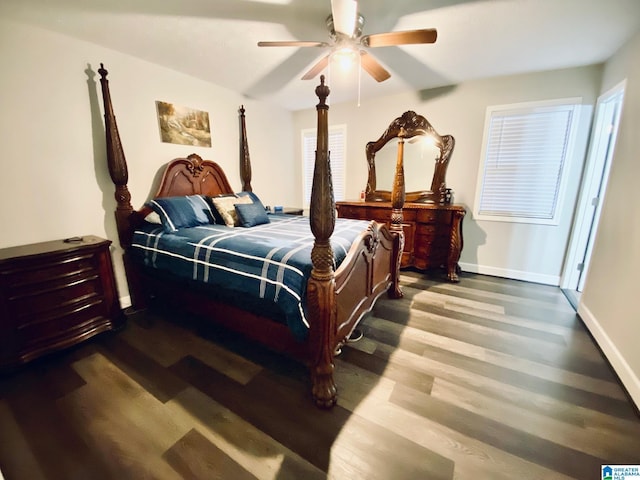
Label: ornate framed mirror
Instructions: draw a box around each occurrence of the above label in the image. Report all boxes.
[365,110,455,203]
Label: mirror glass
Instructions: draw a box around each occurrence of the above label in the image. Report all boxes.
[375,136,442,192]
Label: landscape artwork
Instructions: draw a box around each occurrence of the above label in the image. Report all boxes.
[156,101,211,147]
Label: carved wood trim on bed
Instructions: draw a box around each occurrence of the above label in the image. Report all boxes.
[98,65,403,408]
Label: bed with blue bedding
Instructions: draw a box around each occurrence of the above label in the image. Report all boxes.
[100,65,404,408]
[131,215,373,341]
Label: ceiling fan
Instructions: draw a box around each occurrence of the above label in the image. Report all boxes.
[257,0,437,83]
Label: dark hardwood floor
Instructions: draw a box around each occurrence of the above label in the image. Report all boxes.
[1,271,639,479]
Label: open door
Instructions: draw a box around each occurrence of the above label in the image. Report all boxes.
[561,81,625,303]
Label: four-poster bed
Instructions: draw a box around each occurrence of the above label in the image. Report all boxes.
[98,64,404,407]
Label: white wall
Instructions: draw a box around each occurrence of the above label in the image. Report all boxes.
[0,19,296,304]
[578,30,640,406]
[293,65,602,284]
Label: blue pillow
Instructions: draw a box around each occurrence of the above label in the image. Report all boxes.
[147,195,214,233]
[235,201,270,227]
[237,191,266,211]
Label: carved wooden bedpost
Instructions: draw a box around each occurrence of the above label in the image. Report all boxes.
[307,76,338,408]
[238,105,252,192]
[389,129,406,299]
[99,64,148,310]
[98,63,134,248]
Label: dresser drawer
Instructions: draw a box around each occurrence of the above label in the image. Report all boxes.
[415,223,447,236]
[414,242,450,270]
[415,236,450,255]
[337,205,369,220]
[416,209,453,224]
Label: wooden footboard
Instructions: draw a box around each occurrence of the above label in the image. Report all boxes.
[334,221,402,343]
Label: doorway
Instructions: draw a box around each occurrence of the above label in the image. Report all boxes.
[561,81,625,308]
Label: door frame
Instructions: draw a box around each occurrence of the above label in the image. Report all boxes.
[560,80,626,291]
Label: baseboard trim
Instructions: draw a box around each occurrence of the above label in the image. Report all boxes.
[459,262,560,286]
[578,303,640,410]
[119,295,132,309]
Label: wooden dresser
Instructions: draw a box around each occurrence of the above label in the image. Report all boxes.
[0,235,124,369]
[336,201,466,282]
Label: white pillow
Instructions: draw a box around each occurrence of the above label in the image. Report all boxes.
[144,211,162,224]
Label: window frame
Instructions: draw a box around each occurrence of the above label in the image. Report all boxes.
[473,97,583,225]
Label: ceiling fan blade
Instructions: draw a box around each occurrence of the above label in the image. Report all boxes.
[331,0,358,36]
[258,41,329,47]
[361,28,437,47]
[301,54,330,80]
[360,51,391,82]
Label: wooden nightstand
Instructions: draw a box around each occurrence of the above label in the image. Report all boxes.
[283,207,303,215]
[0,235,124,369]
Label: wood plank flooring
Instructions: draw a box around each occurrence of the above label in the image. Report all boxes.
[1,271,639,479]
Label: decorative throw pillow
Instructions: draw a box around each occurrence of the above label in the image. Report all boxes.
[235,201,270,227]
[211,194,253,227]
[147,195,214,233]
[144,211,162,224]
[206,194,236,224]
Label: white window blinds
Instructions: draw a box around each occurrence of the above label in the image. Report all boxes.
[474,100,580,224]
[302,125,346,207]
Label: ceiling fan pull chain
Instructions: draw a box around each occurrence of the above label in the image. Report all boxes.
[357,52,361,107]
[327,62,331,105]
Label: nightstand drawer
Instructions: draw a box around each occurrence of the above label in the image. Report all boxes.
[17,298,109,349]
[2,252,98,288]
[9,272,104,319]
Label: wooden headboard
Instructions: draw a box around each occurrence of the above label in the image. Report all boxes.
[152,154,234,199]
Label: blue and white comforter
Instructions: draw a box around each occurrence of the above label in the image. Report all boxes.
[130,214,372,340]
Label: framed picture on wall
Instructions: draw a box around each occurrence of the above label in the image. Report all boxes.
[156,101,211,147]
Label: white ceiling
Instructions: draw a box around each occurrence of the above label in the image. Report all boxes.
[3,0,640,111]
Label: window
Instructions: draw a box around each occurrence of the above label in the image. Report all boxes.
[474,98,582,225]
[301,125,346,207]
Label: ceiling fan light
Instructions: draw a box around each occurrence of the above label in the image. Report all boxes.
[331,46,358,70]
[331,0,358,36]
